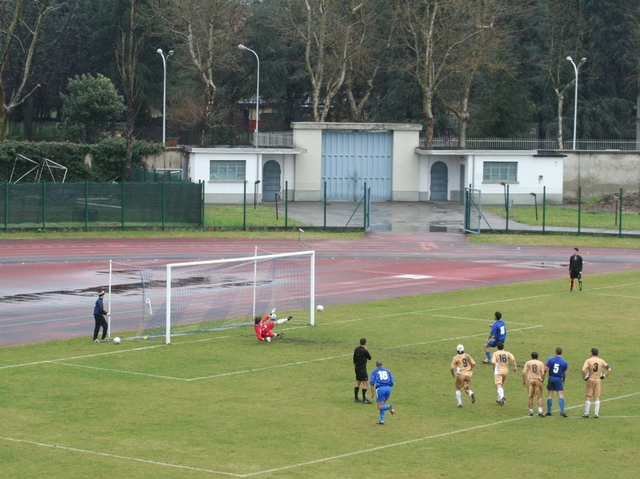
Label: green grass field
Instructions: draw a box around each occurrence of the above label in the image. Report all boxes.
[485,205,640,231]
[1,270,639,478]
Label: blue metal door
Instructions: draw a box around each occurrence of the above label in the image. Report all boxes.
[322,131,392,201]
[430,161,448,200]
[262,160,281,201]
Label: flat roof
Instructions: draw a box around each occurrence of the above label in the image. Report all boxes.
[184,146,306,154]
[291,122,422,131]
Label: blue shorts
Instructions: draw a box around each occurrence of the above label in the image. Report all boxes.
[486,339,504,348]
[547,376,564,391]
[375,385,392,403]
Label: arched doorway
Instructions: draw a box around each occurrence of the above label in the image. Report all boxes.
[430,161,448,200]
[262,160,281,201]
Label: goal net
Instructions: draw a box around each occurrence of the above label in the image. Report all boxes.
[134,250,315,343]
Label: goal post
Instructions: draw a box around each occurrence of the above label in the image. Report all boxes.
[136,250,316,344]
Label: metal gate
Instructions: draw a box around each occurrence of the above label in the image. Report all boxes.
[322,131,392,201]
[464,187,483,233]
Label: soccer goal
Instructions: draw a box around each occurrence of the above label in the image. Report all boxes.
[135,250,316,343]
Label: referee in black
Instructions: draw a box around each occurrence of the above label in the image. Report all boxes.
[569,247,583,292]
[353,338,372,404]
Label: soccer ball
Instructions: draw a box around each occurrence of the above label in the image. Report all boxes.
[316,305,324,312]
[113,337,121,344]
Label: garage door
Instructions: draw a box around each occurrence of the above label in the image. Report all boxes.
[322,131,392,201]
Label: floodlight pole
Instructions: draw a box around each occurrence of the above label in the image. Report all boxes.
[238,44,260,145]
[157,48,174,145]
[567,56,586,151]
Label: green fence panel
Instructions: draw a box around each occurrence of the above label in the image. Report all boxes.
[0,182,202,230]
[8,184,43,226]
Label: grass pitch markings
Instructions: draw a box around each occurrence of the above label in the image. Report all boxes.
[0,436,243,477]
[427,314,536,326]
[242,390,640,477]
[20,325,540,382]
[4,390,636,477]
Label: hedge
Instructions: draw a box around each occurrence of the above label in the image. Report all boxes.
[0,138,165,183]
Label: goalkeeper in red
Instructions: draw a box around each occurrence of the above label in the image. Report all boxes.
[254,309,292,342]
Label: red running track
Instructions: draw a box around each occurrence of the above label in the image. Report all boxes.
[1,233,639,347]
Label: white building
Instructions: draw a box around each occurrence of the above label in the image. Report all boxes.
[161,123,564,205]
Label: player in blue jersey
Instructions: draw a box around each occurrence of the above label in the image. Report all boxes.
[369,360,396,425]
[483,312,507,363]
[545,347,569,417]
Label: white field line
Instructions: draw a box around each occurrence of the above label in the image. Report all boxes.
[591,293,640,300]
[428,314,533,325]
[4,279,639,374]
[2,391,637,478]
[244,392,640,477]
[0,436,243,477]
[14,325,541,382]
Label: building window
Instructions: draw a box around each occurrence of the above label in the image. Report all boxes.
[483,162,517,182]
[209,160,245,180]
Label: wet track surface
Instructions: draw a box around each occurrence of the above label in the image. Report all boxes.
[2,233,640,347]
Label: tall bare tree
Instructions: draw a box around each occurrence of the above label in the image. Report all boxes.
[284,0,363,122]
[442,0,514,147]
[0,0,55,139]
[115,0,150,180]
[149,0,245,145]
[395,0,483,147]
[342,0,393,122]
[527,0,584,149]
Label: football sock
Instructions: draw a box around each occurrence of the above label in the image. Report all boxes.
[529,408,533,415]
[362,390,367,400]
[547,399,552,413]
[594,401,600,416]
[584,400,591,415]
[275,318,288,325]
[456,390,462,405]
[559,398,565,413]
[354,387,359,399]
[467,390,474,397]
[486,351,491,360]
[538,407,544,414]
[497,387,504,400]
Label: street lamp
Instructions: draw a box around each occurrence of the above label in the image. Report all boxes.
[238,44,260,144]
[566,56,586,151]
[157,48,174,145]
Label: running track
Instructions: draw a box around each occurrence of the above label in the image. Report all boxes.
[1,233,639,347]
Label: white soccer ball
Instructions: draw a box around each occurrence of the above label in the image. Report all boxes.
[113,337,121,344]
[316,305,324,312]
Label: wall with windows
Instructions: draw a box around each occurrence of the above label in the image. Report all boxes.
[182,147,305,204]
[417,150,564,205]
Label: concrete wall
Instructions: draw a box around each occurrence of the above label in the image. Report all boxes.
[392,130,421,201]
[291,127,323,201]
[143,148,183,176]
[563,151,640,199]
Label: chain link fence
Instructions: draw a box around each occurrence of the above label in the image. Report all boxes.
[0,181,204,231]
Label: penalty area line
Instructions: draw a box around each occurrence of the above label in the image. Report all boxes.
[2,391,637,477]
[0,436,243,477]
[244,391,640,477]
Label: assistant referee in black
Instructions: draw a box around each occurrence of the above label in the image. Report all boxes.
[353,338,372,404]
